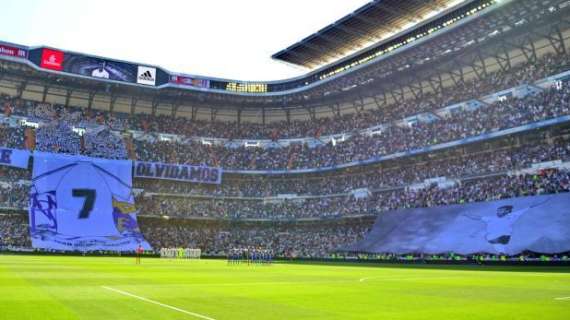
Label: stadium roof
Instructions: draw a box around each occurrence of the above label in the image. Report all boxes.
[272,0,470,69]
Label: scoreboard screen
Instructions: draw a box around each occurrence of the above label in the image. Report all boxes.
[225,82,268,93]
[28,47,169,86]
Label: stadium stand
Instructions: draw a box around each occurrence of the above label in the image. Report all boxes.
[1,0,570,259]
[3,73,569,171]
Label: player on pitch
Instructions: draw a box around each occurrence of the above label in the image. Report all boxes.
[136,244,144,265]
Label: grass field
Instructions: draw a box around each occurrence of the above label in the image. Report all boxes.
[0,255,569,319]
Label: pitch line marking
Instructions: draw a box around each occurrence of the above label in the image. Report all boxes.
[359,276,456,282]
[101,286,216,320]
[555,296,570,301]
[357,275,427,282]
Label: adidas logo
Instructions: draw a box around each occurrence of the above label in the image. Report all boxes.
[137,67,156,85]
[139,70,154,80]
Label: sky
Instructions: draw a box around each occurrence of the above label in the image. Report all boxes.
[0,0,371,81]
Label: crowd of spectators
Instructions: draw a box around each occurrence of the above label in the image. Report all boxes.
[134,82,570,170]
[0,0,567,145]
[0,167,29,211]
[0,183,28,210]
[3,164,569,220]
[0,212,369,258]
[137,169,570,220]
[8,99,127,131]
[139,220,369,258]
[82,127,128,160]
[136,138,570,197]
[2,135,570,220]
[34,121,128,160]
[0,167,29,182]
[1,170,569,256]
[1,52,569,171]
[129,52,570,140]
[35,122,82,155]
[0,214,30,248]
[0,124,24,149]
[4,163,570,257]
[289,0,569,105]
[2,95,129,159]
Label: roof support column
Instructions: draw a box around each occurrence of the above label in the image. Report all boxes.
[353,96,365,113]
[109,95,118,114]
[87,91,96,112]
[409,82,424,100]
[171,94,183,117]
[448,61,465,87]
[64,89,73,108]
[171,102,180,117]
[237,109,242,128]
[262,108,266,126]
[546,25,566,55]
[151,97,159,116]
[305,106,316,121]
[41,85,49,103]
[471,52,488,81]
[16,80,27,99]
[519,35,537,64]
[330,102,341,117]
[373,92,387,110]
[129,96,138,115]
[494,44,512,72]
[390,86,405,104]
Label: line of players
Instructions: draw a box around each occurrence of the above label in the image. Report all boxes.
[227,248,273,265]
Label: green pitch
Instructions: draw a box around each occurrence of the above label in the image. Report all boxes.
[0,255,569,319]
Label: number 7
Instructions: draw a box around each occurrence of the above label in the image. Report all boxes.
[72,189,96,219]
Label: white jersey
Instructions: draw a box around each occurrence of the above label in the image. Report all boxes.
[92,68,110,79]
[29,152,150,252]
[32,153,131,237]
[481,207,529,241]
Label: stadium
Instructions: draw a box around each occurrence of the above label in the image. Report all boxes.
[1,0,570,318]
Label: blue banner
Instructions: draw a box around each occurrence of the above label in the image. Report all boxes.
[29,152,151,252]
[0,147,30,169]
[134,161,222,184]
[350,193,570,255]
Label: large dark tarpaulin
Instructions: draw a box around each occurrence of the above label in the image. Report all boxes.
[349,193,570,255]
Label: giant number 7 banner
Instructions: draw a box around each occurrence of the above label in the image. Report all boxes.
[29,152,151,252]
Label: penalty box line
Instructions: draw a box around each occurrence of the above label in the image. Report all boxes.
[555,296,570,301]
[101,286,216,320]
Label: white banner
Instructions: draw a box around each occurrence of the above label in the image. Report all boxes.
[134,161,222,184]
[137,66,157,86]
[29,152,151,252]
[0,147,30,169]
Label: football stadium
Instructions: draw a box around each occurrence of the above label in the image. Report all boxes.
[1,0,570,318]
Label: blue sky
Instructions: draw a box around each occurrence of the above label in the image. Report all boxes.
[0,0,371,81]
